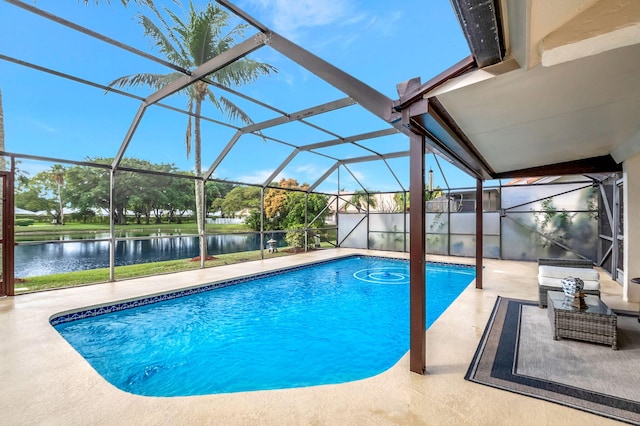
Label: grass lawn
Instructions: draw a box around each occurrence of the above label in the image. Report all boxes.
[15,247,307,293]
[16,222,250,233]
[15,222,252,241]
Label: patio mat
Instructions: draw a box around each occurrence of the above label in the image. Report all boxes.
[465,296,640,425]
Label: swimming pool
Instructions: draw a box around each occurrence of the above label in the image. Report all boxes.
[52,256,475,396]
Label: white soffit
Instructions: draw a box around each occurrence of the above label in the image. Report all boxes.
[432,42,640,174]
[541,0,640,67]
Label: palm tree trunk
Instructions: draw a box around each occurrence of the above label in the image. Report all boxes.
[58,182,64,225]
[194,97,207,264]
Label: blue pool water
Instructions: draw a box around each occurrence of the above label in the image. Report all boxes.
[53,256,475,397]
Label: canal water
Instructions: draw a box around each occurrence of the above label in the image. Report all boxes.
[15,233,287,278]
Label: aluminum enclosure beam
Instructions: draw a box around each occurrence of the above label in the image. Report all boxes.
[112,105,146,169]
[263,149,300,187]
[242,97,356,134]
[114,33,268,171]
[342,164,367,192]
[301,128,399,151]
[307,162,340,193]
[5,0,191,75]
[341,151,409,165]
[218,2,400,123]
[306,151,409,193]
[204,98,354,180]
[267,33,399,124]
[204,130,243,180]
[145,34,269,107]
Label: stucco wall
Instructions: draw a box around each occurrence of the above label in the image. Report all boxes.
[624,151,640,302]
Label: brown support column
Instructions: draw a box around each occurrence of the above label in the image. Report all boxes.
[409,132,426,374]
[1,160,15,296]
[475,178,483,289]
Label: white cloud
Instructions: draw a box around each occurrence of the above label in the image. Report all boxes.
[294,163,322,176]
[362,10,403,37]
[30,119,58,134]
[236,169,283,184]
[244,0,354,38]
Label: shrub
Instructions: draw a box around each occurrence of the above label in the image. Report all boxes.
[16,218,35,227]
[285,227,305,249]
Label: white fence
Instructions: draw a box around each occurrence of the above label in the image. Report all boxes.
[207,218,245,225]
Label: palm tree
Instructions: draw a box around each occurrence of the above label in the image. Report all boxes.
[108,1,276,257]
[349,189,377,212]
[51,165,66,225]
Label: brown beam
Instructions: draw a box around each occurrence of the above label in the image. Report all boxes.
[409,131,426,374]
[475,178,483,290]
[426,98,494,178]
[493,155,622,179]
[406,97,494,180]
[395,56,476,110]
[1,161,15,296]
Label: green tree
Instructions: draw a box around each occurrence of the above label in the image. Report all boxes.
[206,180,234,219]
[63,157,175,225]
[15,166,67,223]
[165,176,196,224]
[129,169,173,224]
[393,192,409,212]
[219,185,260,218]
[264,178,299,229]
[108,1,276,255]
[260,179,329,231]
[63,162,110,217]
[282,191,329,229]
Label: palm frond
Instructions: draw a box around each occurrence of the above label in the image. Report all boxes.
[206,91,222,113]
[106,72,183,92]
[139,1,188,61]
[213,58,277,87]
[164,8,192,61]
[139,14,189,68]
[220,23,249,46]
[185,2,227,66]
[218,95,254,126]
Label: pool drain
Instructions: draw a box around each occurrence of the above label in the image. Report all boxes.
[353,267,409,284]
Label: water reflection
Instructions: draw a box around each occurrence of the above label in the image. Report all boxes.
[15,234,286,278]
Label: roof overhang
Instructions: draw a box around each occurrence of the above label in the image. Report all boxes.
[396,0,640,180]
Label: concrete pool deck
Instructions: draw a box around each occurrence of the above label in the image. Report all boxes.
[1,249,636,425]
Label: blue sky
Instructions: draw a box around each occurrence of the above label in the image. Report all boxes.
[0,0,479,193]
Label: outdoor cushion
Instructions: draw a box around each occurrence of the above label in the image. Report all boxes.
[537,276,600,291]
[538,265,599,281]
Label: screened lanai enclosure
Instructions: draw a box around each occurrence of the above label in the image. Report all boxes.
[0,0,625,300]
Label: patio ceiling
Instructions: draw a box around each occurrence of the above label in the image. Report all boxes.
[399,0,640,179]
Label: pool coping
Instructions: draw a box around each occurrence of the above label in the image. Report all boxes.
[5,250,628,425]
[49,254,475,326]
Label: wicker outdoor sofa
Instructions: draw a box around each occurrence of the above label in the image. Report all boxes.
[537,258,601,308]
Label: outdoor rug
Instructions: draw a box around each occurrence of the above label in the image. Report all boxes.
[465,296,640,425]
